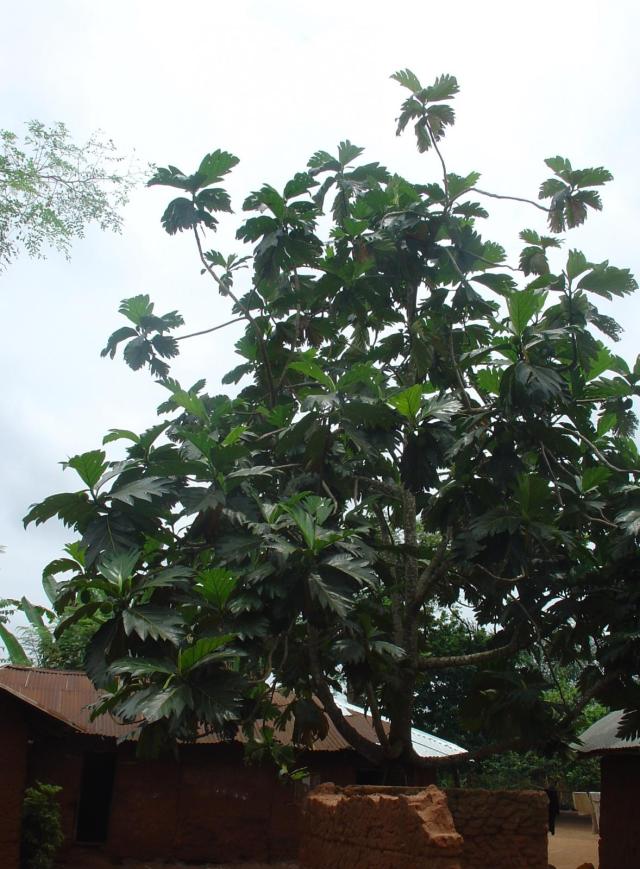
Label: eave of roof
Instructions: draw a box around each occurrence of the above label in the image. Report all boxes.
[575,709,640,756]
[0,665,467,759]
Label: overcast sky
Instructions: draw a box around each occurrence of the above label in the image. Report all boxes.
[1,0,639,622]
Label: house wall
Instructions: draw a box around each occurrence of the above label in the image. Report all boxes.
[15,706,438,866]
[19,711,375,864]
[107,742,301,863]
[26,728,91,849]
[599,753,640,869]
[0,695,28,869]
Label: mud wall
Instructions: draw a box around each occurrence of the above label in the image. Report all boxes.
[299,783,463,869]
[25,732,362,863]
[27,729,88,850]
[446,788,548,869]
[300,784,548,869]
[107,743,300,863]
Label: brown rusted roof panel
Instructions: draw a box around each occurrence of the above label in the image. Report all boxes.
[0,665,136,738]
[0,666,383,751]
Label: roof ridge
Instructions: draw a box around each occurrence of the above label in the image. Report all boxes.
[1,664,87,676]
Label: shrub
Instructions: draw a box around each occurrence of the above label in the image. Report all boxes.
[20,782,64,869]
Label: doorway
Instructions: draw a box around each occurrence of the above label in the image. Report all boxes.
[76,752,116,843]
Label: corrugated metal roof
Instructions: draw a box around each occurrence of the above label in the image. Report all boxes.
[0,665,135,738]
[0,665,467,758]
[575,710,640,756]
[334,695,466,758]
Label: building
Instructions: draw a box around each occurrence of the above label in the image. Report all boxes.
[576,709,640,869]
[0,665,466,867]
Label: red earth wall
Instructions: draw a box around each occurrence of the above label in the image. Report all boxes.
[300,784,549,869]
[299,783,463,869]
[599,753,640,869]
[27,730,87,850]
[445,788,548,869]
[107,743,301,863]
[23,726,364,863]
[0,695,28,869]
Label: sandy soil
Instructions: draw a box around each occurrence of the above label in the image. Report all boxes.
[548,811,598,869]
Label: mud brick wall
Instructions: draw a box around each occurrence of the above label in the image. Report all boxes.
[27,730,87,852]
[599,754,640,869]
[299,783,463,869]
[445,788,548,869]
[107,743,300,864]
[0,695,28,869]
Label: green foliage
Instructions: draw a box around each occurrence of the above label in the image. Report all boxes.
[414,609,490,748]
[100,295,184,379]
[0,593,54,666]
[148,150,237,235]
[18,618,99,670]
[415,613,607,792]
[0,582,99,670]
[464,749,601,796]
[26,69,640,771]
[0,121,139,270]
[20,782,64,869]
[539,156,613,233]
[0,620,31,665]
[392,71,459,153]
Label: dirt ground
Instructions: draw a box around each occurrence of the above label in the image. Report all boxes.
[62,812,598,869]
[120,864,297,869]
[62,854,298,869]
[548,811,598,869]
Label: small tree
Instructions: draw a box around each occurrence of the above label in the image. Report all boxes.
[0,121,138,270]
[20,782,64,869]
[26,70,640,772]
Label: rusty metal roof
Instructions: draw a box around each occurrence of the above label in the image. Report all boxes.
[0,665,135,738]
[0,665,466,758]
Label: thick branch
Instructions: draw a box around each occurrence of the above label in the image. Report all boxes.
[402,489,419,603]
[412,534,450,611]
[308,627,383,766]
[356,476,403,499]
[417,635,520,670]
[365,683,390,750]
[565,671,619,727]
[371,502,403,645]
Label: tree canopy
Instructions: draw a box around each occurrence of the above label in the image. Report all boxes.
[23,70,640,770]
[0,121,138,270]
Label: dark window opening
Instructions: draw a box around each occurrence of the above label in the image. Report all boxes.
[76,752,116,843]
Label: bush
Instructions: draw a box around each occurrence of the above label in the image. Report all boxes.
[20,782,64,869]
[461,750,601,807]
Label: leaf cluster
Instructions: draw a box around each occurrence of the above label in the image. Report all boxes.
[24,70,640,766]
